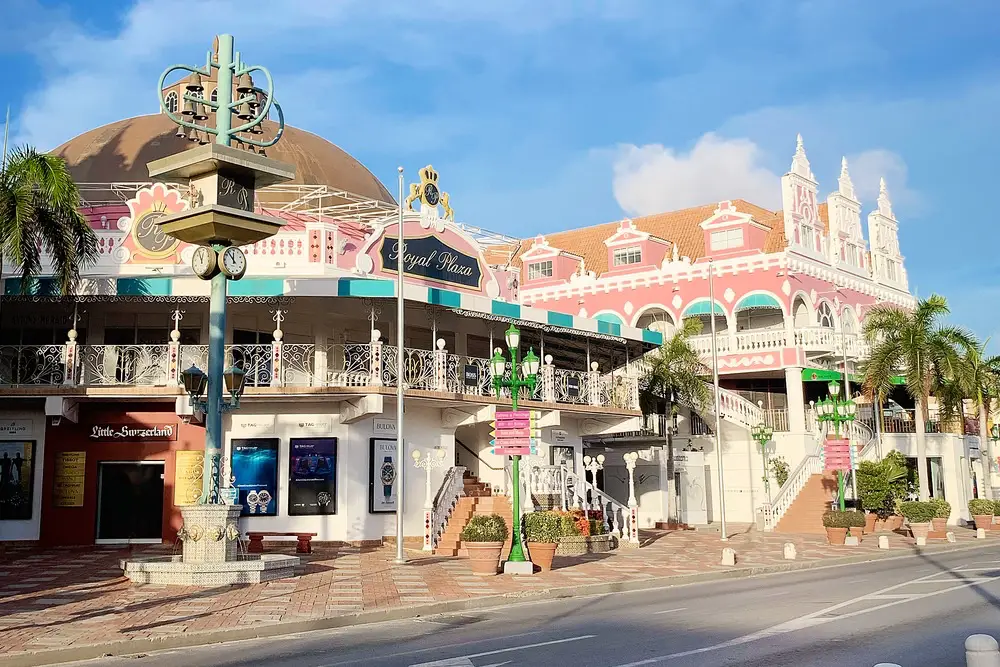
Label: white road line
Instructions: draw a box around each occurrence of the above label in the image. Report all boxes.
[409,635,596,667]
[318,630,547,666]
[608,565,1000,667]
[760,591,788,598]
[654,607,688,615]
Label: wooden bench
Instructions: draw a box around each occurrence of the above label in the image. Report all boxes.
[246,531,318,554]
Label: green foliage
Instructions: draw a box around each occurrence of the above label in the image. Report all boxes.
[771,456,790,488]
[589,519,607,536]
[970,499,996,516]
[856,455,907,519]
[639,317,711,416]
[0,147,99,294]
[993,500,1000,516]
[460,514,509,543]
[524,511,562,543]
[556,510,584,536]
[898,501,936,523]
[930,498,951,519]
[823,510,866,528]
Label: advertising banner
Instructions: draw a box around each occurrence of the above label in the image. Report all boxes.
[370,438,398,513]
[288,437,337,516]
[231,438,279,516]
[0,441,35,520]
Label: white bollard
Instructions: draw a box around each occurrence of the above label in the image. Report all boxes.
[873,663,902,667]
[916,536,927,546]
[878,535,890,549]
[978,528,988,539]
[947,531,957,543]
[721,547,736,566]
[845,536,859,546]
[783,542,797,560]
[966,634,1000,667]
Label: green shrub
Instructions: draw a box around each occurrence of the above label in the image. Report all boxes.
[969,499,995,516]
[898,501,936,523]
[589,519,607,536]
[460,514,509,542]
[992,500,1000,516]
[930,498,951,519]
[823,510,866,528]
[524,511,562,543]
[771,456,790,488]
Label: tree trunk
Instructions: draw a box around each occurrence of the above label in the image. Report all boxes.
[980,400,993,500]
[915,395,930,501]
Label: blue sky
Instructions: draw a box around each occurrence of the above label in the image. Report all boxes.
[2,0,998,340]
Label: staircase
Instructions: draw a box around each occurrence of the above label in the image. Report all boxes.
[774,473,839,534]
[434,472,513,557]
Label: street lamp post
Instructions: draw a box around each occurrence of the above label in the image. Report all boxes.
[988,424,1000,499]
[816,380,858,511]
[490,324,540,569]
[412,447,447,552]
[750,420,775,504]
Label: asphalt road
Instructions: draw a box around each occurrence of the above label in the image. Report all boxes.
[63,545,1000,667]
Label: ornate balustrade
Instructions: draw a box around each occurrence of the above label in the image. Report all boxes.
[684,326,867,360]
[0,345,66,386]
[430,465,466,549]
[734,328,788,352]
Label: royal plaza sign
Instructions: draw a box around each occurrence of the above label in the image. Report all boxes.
[88,424,178,441]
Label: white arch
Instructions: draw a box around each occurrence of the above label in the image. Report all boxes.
[630,303,677,328]
[790,290,813,328]
[164,90,178,114]
[840,305,860,334]
[816,298,838,328]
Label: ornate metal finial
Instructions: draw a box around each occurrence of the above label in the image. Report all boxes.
[837,156,856,200]
[158,34,284,150]
[404,164,454,220]
[171,308,185,330]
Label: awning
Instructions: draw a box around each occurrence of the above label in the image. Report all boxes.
[734,293,782,312]
[802,368,905,385]
[682,300,725,317]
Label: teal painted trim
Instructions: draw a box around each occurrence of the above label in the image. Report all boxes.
[547,311,574,328]
[337,278,395,298]
[597,320,622,336]
[682,300,725,316]
[734,293,781,311]
[228,278,284,297]
[642,329,664,346]
[4,278,58,296]
[594,312,625,326]
[492,300,521,319]
[117,277,172,296]
[427,288,461,308]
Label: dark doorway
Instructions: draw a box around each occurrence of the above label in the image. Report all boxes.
[96,462,165,542]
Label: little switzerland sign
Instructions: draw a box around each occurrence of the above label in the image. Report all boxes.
[380,235,482,289]
[89,424,177,441]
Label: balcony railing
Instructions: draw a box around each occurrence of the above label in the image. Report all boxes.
[686,326,869,359]
[0,341,639,411]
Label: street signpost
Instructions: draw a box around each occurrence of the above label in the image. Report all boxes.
[823,438,861,511]
[491,409,540,457]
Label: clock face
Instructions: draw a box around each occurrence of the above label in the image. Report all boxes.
[191,246,217,279]
[423,183,440,206]
[221,246,247,279]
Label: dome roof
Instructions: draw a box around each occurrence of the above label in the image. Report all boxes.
[52,114,395,207]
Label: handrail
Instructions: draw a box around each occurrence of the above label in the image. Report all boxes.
[763,436,825,530]
[456,438,502,471]
[431,465,466,549]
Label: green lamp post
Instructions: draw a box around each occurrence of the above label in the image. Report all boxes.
[751,420,775,504]
[989,423,999,493]
[490,324,540,567]
[816,380,858,511]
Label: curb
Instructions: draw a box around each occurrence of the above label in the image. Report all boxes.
[2,539,997,667]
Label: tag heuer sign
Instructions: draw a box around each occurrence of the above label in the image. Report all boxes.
[463,364,479,386]
[566,377,580,397]
[89,424,177,441]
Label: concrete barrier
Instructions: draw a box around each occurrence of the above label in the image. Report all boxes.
[966,634,1000,667]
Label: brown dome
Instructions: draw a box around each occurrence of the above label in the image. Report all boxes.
[52,114,395,207]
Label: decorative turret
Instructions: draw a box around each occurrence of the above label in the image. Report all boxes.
[826,157,867,275]
[867,178,907,290]
[780,134,825,260]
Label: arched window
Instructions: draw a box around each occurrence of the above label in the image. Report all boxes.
[817,301,835,328]
[164,91,178,114]
[210,88,218,113]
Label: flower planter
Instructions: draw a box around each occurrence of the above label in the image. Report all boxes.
[931,517,947,533]
[464,542,504,575]
[909,521,932,541]
[973,514,994,531]
[864,513,877,534]
[848,527,863,543]
[873,518,888,532]
[527,542,558,571]
[825,527,848,545]
[888,515,904,532]
[556,534,615,556]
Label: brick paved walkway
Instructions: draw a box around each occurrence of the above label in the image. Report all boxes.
[1,526,997,661]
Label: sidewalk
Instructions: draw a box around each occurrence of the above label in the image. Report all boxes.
[2,527,997,665]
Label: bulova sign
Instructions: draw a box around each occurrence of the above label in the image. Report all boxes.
[89,424,177,441]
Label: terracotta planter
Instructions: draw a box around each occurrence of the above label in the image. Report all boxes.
[465,542,504,575]
[825,527,848,545]
[931,517,947,533]
[864,513,877,534]
[909,521,932,541]
[527,542,558,571]
[888,515,904,532]
[973,514,994,530]
[874,518,888,532]
[848,526,863,542]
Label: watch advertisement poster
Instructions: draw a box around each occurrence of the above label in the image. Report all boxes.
[0,441,35,520]
[369,437,398,513]
[231,438,279,517]
[288,437,337,516]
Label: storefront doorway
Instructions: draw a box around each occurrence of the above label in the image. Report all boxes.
[95,461,165,543]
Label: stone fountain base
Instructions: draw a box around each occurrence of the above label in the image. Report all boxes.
[120,504,299,586]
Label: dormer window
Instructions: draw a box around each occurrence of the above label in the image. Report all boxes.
[612,247,642,267]
[527,260,553,280]
[710,228,744,251]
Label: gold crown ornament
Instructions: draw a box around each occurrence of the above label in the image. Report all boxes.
[404,164,454,220]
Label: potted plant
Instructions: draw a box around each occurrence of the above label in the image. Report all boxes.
[524,511,561,572]
[899,501,935,541]
[822,510,862,545]
[461,514,509,575]
[930,498,951,533]
[969,499,994,531]
[846,510,866,542]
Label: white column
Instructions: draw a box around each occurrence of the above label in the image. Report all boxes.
[313,334,327,387]
[785,366,807,432]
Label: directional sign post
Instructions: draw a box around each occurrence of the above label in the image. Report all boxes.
[823,438,861,511]
[491,410,541,457]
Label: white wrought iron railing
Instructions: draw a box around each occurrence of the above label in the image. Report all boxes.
[0,345,66,385]
[529,464,638,546]
[78,345,170,386]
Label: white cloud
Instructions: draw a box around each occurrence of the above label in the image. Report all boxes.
[611,133,782,216]
[846,149,921,212]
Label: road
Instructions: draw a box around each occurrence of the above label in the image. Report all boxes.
[64,545,1000,667]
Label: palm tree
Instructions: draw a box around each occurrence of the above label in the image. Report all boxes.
[946,340,1000,497]
[639,317,711,521]
[0,146,98,314]
[861,295,976,500]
